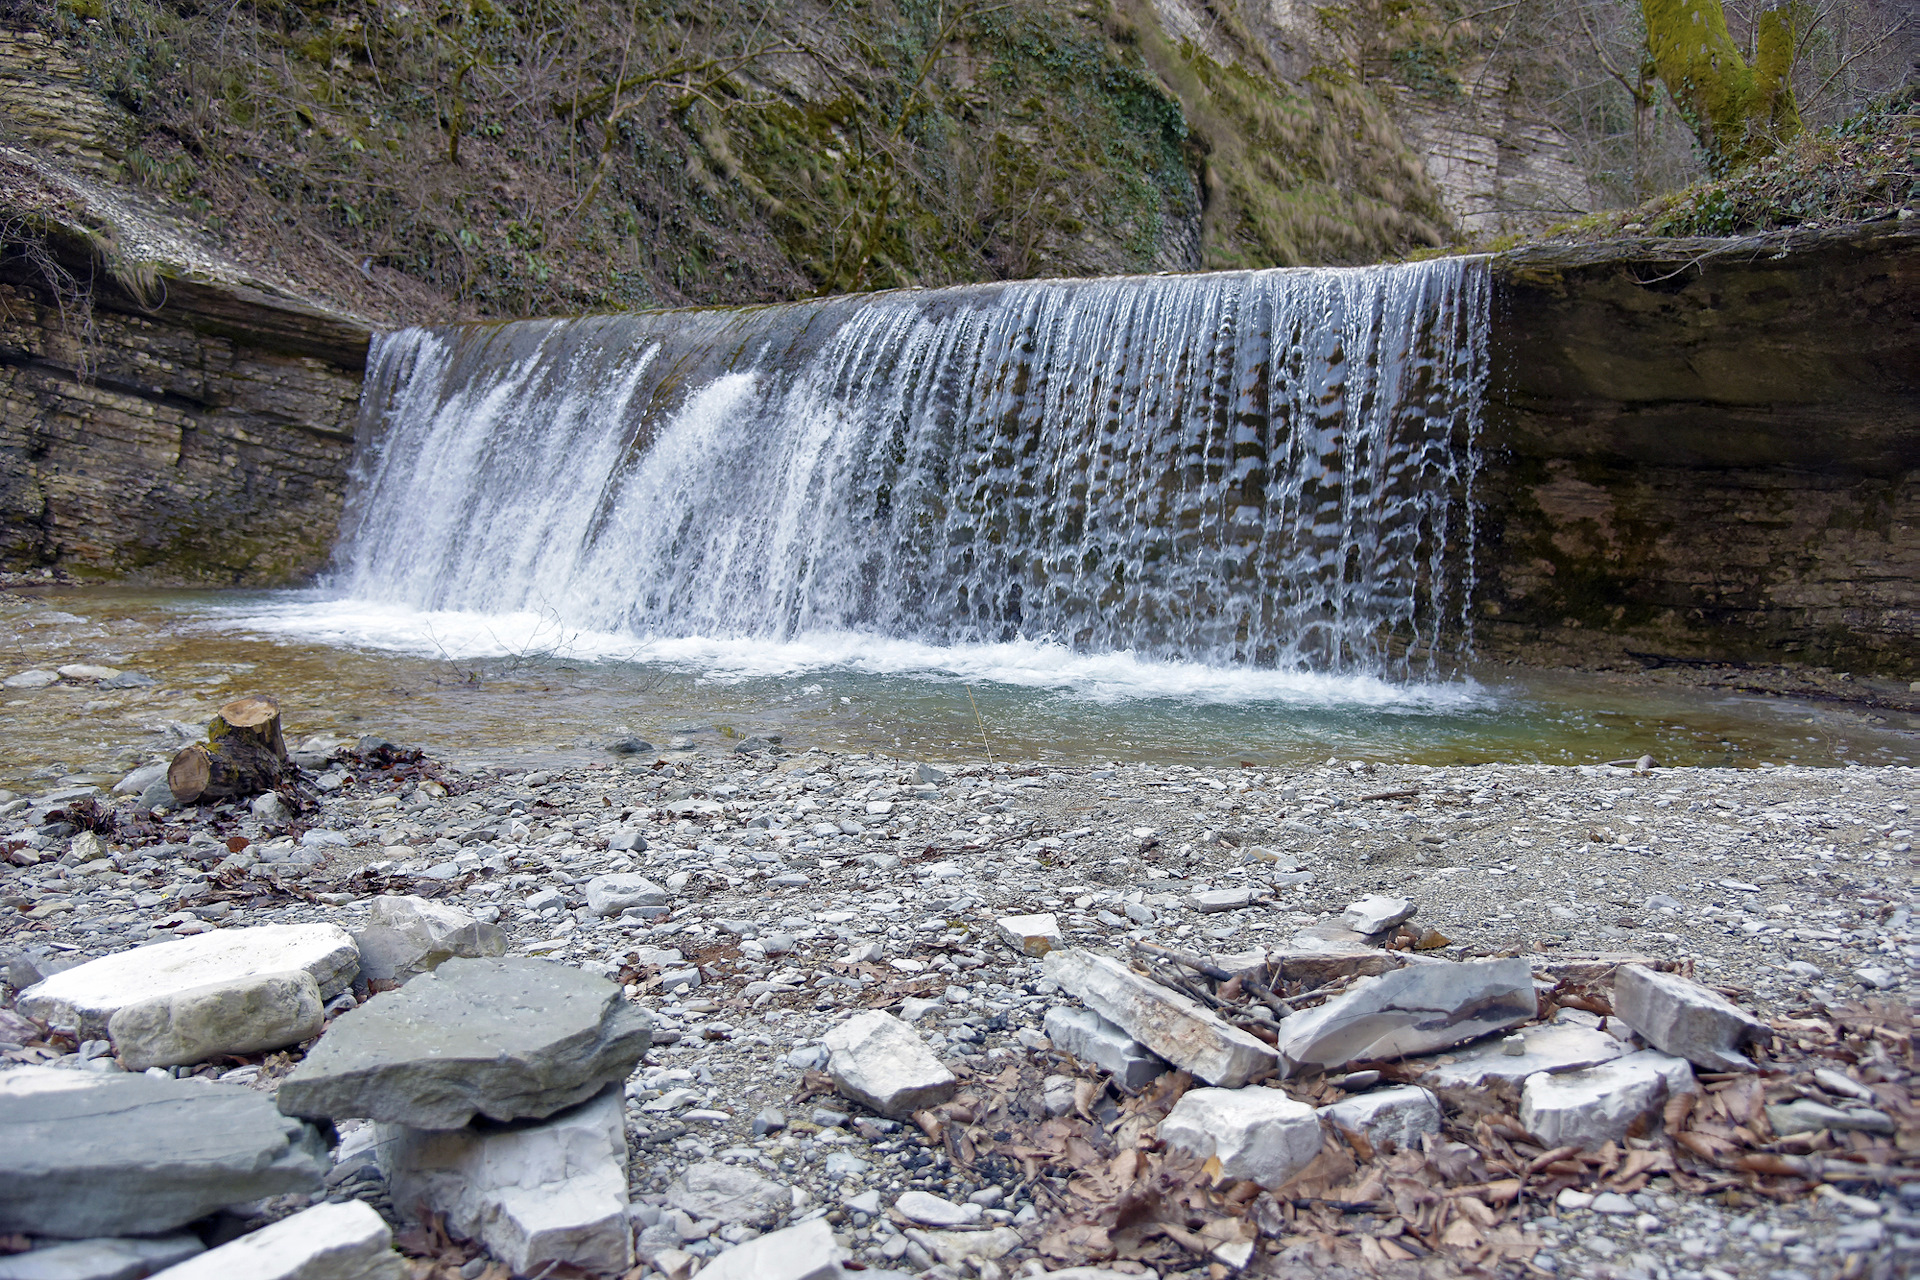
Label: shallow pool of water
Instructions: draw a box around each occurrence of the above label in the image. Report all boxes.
[1,587,1913,791]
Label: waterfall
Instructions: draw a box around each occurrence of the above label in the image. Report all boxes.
[337,258,1489,674]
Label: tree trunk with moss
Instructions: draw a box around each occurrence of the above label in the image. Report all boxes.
[1641,0,1800,173]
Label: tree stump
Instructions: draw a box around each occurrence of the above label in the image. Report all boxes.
[167,696,290,805]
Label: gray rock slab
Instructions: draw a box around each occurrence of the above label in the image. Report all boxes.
[994,914,1061,957]
[0,1067,327,1238]
[149,1200,405,1280]
[1275,957,1536,1078]
[1042,1005,1169,1090]
[1192,888,1252,913]
[0,1234,203,1280]
[108,971,324,1070]
[16,925,359,1040]
[377,1087,630,1276]
[695,1218,844,1280]
[663,1162,789,1227]
[1612,964,1769,1072]
[277,957,651,1128]
[1417,1021,1626,1089]
[1766,1098,1896,1136]
[822,1011,957,1119]
[1339,895,1417,935]
[1316,1085,1442,1155]
[1157,1087,1322,1189]
[1043,949,1278,1088]
[1519,1050,1697,1150]
[583,874,669,918]
[351,895,506,985]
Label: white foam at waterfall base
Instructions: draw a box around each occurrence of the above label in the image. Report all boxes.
[211,596,1488,711]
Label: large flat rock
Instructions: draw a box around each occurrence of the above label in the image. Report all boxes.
[0,1067,328,1239]
[150,1200,405,1280]
[1043,949,1278,1088]
[109,971,325,1071]
[277,957,651,1128]
[15,925,359,1040]
[1276,957,1536,1078]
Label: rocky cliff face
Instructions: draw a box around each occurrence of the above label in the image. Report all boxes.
[0,235,369,584]
[1479,223,1919,677]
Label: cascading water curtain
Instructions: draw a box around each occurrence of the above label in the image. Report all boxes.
[337,258,1490,675]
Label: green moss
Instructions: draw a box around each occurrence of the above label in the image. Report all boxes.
[1640,0,1800,172]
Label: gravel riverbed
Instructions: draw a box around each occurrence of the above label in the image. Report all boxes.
[4,730,1916,1279]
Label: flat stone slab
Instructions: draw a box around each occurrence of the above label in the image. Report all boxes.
[0,1233,203,1280]
[1519,1050,1697,1150]
[0,1067,327,1239]
[352,895,506,984]
[823,1011,958,1119]
[583,875,669,918]
[696,1218,844,1280]
[1043,1005,1169,1090]
[1339,895,1416,935]
[1157,1087,1322,1189]
[1612,964,1769,1072]
[149,1200,405,1280]
[378,1087,630,1276]
[16,925,359,1039]
[1417,1021,1626,1089]
[1043,949,1278,1088]
[109,971,324,1071]
[664,1162,789,1227]
[277,957,651,1128]
[1275,957,1536,1078]
[995,914,1062,957]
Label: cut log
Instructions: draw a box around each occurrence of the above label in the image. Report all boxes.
[168,740,285,805]
[209,695,289,763]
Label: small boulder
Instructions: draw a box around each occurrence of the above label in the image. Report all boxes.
[1157,1087,1322,1189]
[1611,964,1769,1072]
[1042,1006,1169,1090]
[277,958,650,1128]
[351,895,506,985]
[108,970,324,1070]
[694,1218,845,1280]
[664,1162,789,1228]
[894,1190,980,1227]
[1519,1050,1697,1150]
[378,1087,630,1276]
[15,925,359,1040]
[1316,1084,1441,1155]
[146,1200,404,1280]
[995,914,1061,957]
[583,874,669,918]
[1339,895,1416,935]
[821,1011,957,1119]
[1274,957,1535,1077]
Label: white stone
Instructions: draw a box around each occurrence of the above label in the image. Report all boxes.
[0,1234,203,1280]
[663,1162,788,1227]
[1043,949,1278,1088]
[822,1011,958,1118]
[1274,957,1535,1078]
[1612,965,1770,1072]
[1339,895,1417,935]
[2,670,57,689]
[1316,1085,1442,1154]
[1417,1022,1626,1089]
[108,970,324,1070]
[1192,888,1252,913]
[351,895,505,984]
[910,1226,1024,1267]
[583,874,669,918]
[148,1201,403,1280]
[112,763,169,796]
[694,1218,845,1280]
[1519,1050,1697,1150]
[895,1190,981,1227]
[994,914,1061,957]
[1157,1087,1322,1189]
[56,665,119,682]
[16,925,359,1039]
[377,1088,630,1276]
[1043,1006,1169,1089]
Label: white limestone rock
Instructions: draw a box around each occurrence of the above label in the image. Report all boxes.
[1157,1087,1323,1189]
[994,914,1062,957]
[1274,957,1536,1078]
[1042,1006,1170,1089]
[1043,949,1278,1088]
[1191,888,1252,913]
[351,895,506,984]
[377,1087,630,1276]
[663,1162,789,1227]
[1611,964,1769,1072]
[694,1218,845,1280]
[822,1011,958,1119]
[1339,895,1417,935]
[895,1191,980,1227]
[148,1201,404,1280]
[0,1233,202,1280]
[582,874,670,918]
[108,970,324,1070]
[1519,1050,1697,1150]
[16,925,359,1040]
[1316,1085,1442,1154]
[1417,1022,1626,1089]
